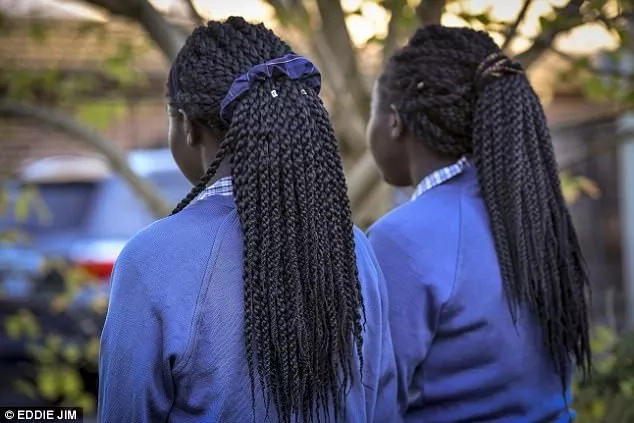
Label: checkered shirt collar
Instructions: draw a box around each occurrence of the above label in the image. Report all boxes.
[195,177,233,202]
[411,156,471,201]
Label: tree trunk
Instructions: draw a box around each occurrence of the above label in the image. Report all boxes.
[315,0,371,122]
[416,0,446,27]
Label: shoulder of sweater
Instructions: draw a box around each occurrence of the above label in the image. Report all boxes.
[368,184,469,310]
[369,182,464,241]
[116,197,238,269]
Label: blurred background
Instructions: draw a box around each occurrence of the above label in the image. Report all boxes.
[0,0,633,421]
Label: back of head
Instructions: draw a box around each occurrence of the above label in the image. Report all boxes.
[379,25,591,382]
[168,17,364,422]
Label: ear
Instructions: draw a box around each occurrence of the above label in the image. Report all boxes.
[389,104,404,141]
[180,110,200,147]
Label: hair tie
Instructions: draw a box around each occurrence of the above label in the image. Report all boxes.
[475,52,524,89]
[219,54,321,124]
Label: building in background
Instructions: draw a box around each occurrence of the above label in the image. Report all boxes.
[1,1,632,330]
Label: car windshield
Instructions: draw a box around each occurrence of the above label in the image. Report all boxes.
[7,182,99,234]
[86,171,189,238]
[1,170,190,239]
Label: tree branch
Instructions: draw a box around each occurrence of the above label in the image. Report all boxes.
[0,100,171,217]
[513,0,584,69]
[550,46,634,80]
[311,32,368,156]
[383,0,407,66]
[83,0,186,61]
[501,0,533,51]
[347,151,380,210]
[183,0,205,26]
[416,0,446,26]
[315,0,370,121]
[266,0,309,25]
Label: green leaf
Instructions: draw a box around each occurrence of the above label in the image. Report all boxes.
[4,315,21,340]
[75,100,126,130]
[84,337,100,363]
[77,393,96,414]
[538,14,551,32]
[37,368,59,400]
[103,41,142,88]
[620,380,634,396]
[0,11,7,33]
[46,335,63,353]
[59,368,83,397]
[28,21,49,43]
[583,75,608,101]
[3,310,40,340]
[573,57,591,71]
[0,185,8,217]
[13,186,34,222]
[590,399,606,419]
[63,345,81,365]
[20,310,41,340]
[57,74,98,100]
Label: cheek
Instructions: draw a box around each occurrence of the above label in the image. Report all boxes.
[367,118,392,172]
[367,118,384,163]
[367,120,410,187]
[168,121,203,185]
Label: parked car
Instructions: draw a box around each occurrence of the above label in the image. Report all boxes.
[1,149,190,283]
[0,148,190,406]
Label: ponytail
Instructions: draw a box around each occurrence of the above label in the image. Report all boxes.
[473,68,591,379]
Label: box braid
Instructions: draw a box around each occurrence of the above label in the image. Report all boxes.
[167,17,364,423]
[378,25,591,386]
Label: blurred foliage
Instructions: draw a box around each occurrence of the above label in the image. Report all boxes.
[561,172,602,204]
[75,100,127,131]
[13,185,52,225]
[0,185,104,413]
[573,326,634,422]
[4,316,100,413]
[0,17,149,131]
[0,182,52,243]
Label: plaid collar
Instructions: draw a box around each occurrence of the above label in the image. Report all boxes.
[411,156,471,201]
[195,177,233,202]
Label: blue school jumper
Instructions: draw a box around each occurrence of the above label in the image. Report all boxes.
[368,162,574,423]
[98,179,399,422]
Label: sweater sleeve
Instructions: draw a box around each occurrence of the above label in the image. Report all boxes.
[353,229,401,423]
[368,220,449,415]
[98,245,174,423]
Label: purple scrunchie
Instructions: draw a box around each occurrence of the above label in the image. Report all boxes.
[219,54,321,124]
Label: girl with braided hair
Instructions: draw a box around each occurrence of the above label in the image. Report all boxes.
[367,25,591,422]
[99,17,399,423]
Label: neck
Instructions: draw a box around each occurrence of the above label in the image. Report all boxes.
[407,141,459,187]
[202,146,232,186]
[208,158,232,185]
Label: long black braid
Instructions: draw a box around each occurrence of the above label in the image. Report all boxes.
[378,25,591,385]
[167,17,364,422]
